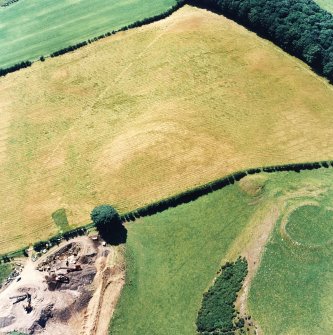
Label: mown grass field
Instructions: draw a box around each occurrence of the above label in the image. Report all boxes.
[110,168,333,334]
[248,169,333,335]
[315,0,333,13]
[0,0,176,68]
[0,6,333,253]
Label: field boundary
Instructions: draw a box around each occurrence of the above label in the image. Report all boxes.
[2,0,333,83]
[1,159,332,261]
[0,0,186,77]
[120,160,333,222]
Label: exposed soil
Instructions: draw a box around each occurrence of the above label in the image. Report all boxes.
[0,236,125,335]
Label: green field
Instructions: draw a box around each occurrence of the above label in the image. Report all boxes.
[248,171,333,335]
[110,168,333,334]
[315,0,333,13]
[0,0,176,68]
[0,263,11,284]
[1,6,333,253]
[286,205,333,246]
[110,181,256,335]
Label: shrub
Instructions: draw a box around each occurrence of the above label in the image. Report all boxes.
[33,240,48,252]
[91,205,126,245]
[91,205,120,228]
[196,257,248,334]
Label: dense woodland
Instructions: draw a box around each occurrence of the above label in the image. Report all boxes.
[196,258,248,334]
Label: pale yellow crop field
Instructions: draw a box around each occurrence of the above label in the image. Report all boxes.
[0,5,333,253]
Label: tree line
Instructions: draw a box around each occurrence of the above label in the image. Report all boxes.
[33,227,88,252]
[196,257,248,334]
[0,0,19,7]
[121,160,333,222]
[0,159,332,262]
[0,61,32,77]
[2,0,333,81]
[188,0,333,82]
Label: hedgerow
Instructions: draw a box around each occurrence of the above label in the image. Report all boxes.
[196,257,248,334]
[0,160,332,261]
[120,160,333,222]
[0,61,32,77]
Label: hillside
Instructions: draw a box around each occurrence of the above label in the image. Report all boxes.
[0,5,333,253]
[0,0,176,68]
[110,168,333,334]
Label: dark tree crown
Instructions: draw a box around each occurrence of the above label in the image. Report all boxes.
[91,205,120,227]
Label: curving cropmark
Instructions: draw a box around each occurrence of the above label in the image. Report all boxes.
[280,201,333,249]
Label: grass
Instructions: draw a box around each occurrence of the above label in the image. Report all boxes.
[111,168,333,335]
[0,263,11,284]
[315,0,333,14]
[51,208,70,233]
[110,183,256,335]
[286,205,333,246]
[248,169,333,335]
[1,6,333,252]
[0,0,176,68]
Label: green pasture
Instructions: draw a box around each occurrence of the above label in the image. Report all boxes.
[248,169,333,335]
[110,168,333,334]
[110,184,256,335]
[286,205,333,246]
[0,0,176,68]
[0,263,11,284]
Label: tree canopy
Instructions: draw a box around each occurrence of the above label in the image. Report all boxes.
[91,205,120,228]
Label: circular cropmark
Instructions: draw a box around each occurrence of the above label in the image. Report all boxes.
[281,203,333,248]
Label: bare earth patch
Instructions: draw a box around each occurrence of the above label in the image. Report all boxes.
[0,237,124,335]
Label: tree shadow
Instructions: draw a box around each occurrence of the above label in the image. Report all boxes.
[98,222,127,245]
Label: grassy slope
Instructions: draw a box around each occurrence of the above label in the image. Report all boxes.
[110,182,256,335]
[315,0,333,13]
[0,0,176,68]
[111,168,333,335]
[1,6,333,252]
[248,170,333,335]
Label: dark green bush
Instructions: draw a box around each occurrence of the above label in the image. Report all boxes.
[196,257,248,334]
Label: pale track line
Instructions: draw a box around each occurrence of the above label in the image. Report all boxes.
[43,24,171,167]
[0,23,174,250]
